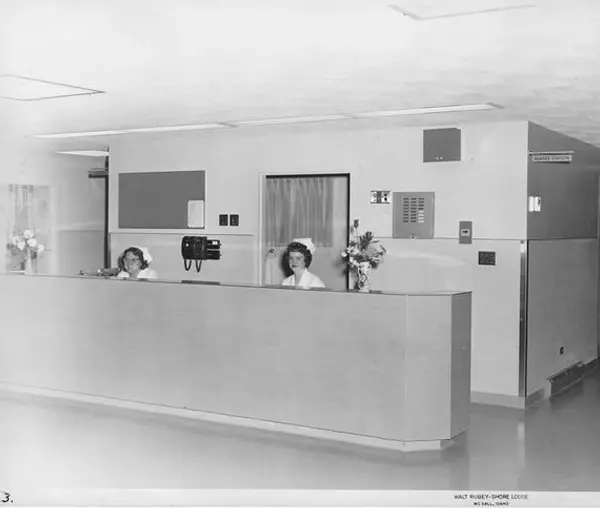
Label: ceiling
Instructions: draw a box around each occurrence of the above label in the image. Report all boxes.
[2,0,600,150]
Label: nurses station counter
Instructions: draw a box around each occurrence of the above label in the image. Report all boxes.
[0,273,472,451]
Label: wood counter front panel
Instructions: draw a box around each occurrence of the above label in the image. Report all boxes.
[0,276,470,442]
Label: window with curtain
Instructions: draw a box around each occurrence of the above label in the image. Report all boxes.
[264,176,334,247]
[4,184,53,272]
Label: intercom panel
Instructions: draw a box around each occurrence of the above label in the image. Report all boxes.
[392,192,435,239]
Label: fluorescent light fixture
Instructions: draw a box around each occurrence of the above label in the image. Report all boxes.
[57,150,110,157]
[389,4,537,22]
[233,114,353,127]
[34,123,230,139]
[0,75,103,101]
[120,123,230,134]
[349,103,500,118]
[33,104,501,139]
[37,130,124,139]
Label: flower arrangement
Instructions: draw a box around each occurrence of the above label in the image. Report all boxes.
[341,220,386,292]
[341,221,386,268]
[8,230,45,266]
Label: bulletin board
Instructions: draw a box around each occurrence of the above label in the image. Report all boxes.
[118,171,205,229]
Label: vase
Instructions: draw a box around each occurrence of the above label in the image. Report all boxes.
[355,261,372,293]
[22,254,35,275]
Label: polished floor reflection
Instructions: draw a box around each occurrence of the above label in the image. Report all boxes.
[1,369,599,491]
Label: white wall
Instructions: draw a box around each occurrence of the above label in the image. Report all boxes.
[110,119,529,239]
[109,119,529,396]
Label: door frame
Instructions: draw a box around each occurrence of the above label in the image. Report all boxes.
[257,172,351,287]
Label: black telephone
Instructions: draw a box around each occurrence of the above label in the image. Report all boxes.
[181,236,221,272]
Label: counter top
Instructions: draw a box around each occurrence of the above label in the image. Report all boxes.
[2,272,470,297]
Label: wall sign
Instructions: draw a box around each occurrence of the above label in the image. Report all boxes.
[530,153,572,163]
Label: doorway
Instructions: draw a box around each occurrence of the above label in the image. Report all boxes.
[261,174,350,290]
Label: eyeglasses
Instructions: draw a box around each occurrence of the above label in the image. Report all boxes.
[124,256,141,264]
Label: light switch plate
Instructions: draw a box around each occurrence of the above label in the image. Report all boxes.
[370,190,391,204]
[528,196,542,212]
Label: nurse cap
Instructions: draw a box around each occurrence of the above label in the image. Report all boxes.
[133,246,153,264]
[292,238,316,255]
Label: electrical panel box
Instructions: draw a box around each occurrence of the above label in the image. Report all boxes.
[392,192,435,239]
[423,128,461,162]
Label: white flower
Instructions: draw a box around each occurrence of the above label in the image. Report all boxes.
[27,238,38,248]
[37,244,45,253]
[23,230,33,239]
[16,240,26,251]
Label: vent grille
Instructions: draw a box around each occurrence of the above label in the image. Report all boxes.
[548,362,585,397]
[402,197,426,224]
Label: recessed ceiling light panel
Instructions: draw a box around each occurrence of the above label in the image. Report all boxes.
[56,150,110,157]
[123,123,231,134]
[389,3,537,21]
[36,130,124,139]
[350,103,500,118]
[233,114,353,127]
[35,123,231,139]
[33,104,502,139]
[0,75,103,101]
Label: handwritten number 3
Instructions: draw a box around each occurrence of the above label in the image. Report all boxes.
[0,491,10,503]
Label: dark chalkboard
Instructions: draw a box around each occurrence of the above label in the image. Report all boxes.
[118,171,205,229]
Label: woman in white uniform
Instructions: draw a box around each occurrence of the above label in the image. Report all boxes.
[281,238,325,289]
[117,246,158,280]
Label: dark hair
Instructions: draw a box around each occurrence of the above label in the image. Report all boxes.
[284,241,313,268]
[118,246,150,271]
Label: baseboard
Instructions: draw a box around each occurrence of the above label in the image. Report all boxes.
[471,387,545,409]
[0,382,453,453]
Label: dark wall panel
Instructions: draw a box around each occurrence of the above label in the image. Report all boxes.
[118,171,205,229]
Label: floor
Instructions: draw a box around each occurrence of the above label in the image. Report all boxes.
[1,370,599,492]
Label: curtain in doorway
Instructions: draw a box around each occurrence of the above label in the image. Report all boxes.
[6,184,35,235]
[264,176,334,248]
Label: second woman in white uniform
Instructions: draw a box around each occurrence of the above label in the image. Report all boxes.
[281,238,325,289]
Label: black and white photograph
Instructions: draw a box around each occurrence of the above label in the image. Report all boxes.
[1,1,600,506]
